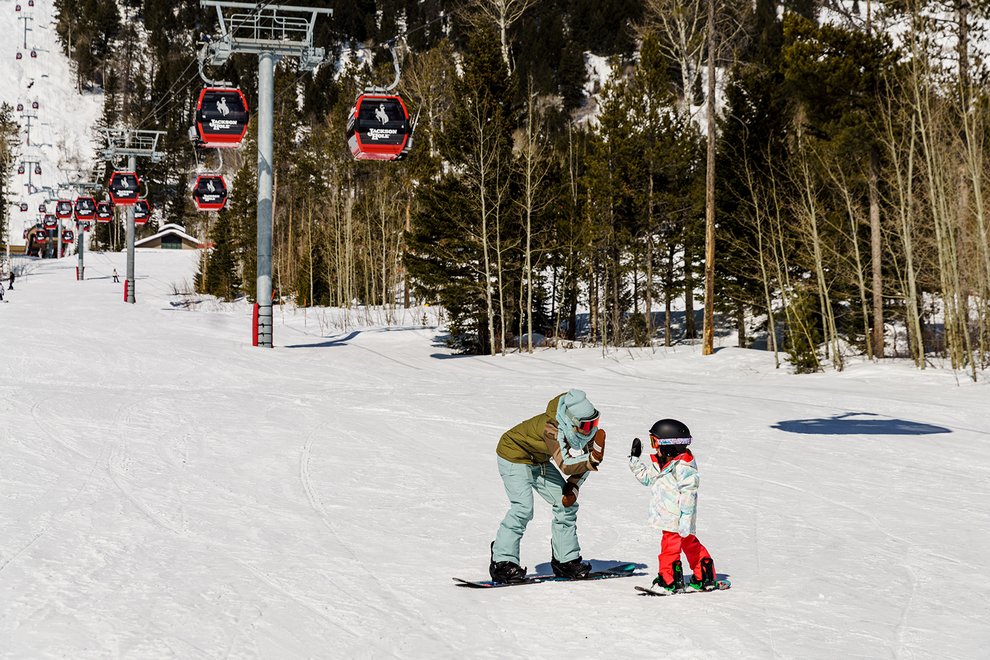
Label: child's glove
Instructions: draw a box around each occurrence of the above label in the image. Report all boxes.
[589,429,606,465]
[561,482,579,507]
[678,515,692,538]
[630,438,642,458]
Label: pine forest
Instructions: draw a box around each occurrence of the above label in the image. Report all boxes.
[11,0,990,376]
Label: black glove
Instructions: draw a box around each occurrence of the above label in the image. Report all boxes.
[630,438,642,458]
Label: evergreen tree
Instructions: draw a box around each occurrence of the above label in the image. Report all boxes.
[406,28,516,353]
[196,208,242,300]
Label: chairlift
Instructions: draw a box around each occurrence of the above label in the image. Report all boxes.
[192,174,228,211]
[133,199,152,225]
[74,197,96,221]
[55,200,74,219]
[95,201,113,222]
[195,88,250,148]
[108,171,140,205]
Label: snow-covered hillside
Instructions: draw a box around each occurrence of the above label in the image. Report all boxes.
[0,0,103,247]
[0,252,988,658]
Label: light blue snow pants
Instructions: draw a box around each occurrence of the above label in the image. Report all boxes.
[492,456,581,565]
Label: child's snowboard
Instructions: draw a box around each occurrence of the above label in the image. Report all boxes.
[635,579,731,597]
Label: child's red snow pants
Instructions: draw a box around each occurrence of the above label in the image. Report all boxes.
[659,531,712,581]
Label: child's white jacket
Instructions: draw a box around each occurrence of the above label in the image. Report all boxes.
[628,451,699,535]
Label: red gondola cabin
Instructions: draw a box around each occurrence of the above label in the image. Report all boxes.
[108,172,141,205]
[133,199,152,225]
[192,175,228,211]
[74,197,96,221]
[346,94,412,161]
[95,201,113,222]
[195,88,250,148]
[55,200,74,220]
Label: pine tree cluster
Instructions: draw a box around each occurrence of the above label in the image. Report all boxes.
[44,0,990,373]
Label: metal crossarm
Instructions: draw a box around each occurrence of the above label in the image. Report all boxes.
[103,129,165,160]
[201,1,331,69]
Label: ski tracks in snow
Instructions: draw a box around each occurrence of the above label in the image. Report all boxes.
[0,402,130,577]
[299,428,460,656]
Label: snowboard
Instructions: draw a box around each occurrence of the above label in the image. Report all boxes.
[453,562,641,589]
[635,579,731,597]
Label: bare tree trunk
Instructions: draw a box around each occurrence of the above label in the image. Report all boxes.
[702,0,716,355]
[869,147,884,358]
[404,196,411,308]
[645,234,654,340]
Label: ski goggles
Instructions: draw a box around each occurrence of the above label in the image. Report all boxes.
[575,411,600,436]
[650,433,691,449]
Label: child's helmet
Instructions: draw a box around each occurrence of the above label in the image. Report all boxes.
[649,419,692,447]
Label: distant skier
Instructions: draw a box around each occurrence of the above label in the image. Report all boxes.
[629,419,717,592]
[8,270,14,290]
[112,269,120,283]
[489,389,606,584]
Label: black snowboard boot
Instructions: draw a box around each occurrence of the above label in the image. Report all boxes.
[489,542,527,584]
[550,555,592,579]
[699,557,715,590]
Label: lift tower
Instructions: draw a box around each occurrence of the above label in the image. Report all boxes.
[200,1,331,347]
[101,129,164,303]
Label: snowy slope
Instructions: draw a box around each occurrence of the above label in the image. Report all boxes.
[0,0,103,247]
[1,252,989,659]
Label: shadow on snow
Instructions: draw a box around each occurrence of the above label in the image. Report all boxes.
[772,412,951,436]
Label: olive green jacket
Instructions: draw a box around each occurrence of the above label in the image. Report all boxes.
[496,394,599,476]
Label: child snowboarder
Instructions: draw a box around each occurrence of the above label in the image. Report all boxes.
[629,418,717,592]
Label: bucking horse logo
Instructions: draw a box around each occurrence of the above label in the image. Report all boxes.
[375,104,389,125]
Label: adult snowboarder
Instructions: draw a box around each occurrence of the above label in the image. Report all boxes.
[489,389,606,584]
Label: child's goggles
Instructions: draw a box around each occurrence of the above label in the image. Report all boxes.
[650,433,691,449]
[576,410,600,436]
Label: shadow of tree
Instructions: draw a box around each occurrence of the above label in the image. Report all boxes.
[284,330,362,348]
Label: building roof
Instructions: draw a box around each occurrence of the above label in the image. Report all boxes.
[134,223,203,248]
